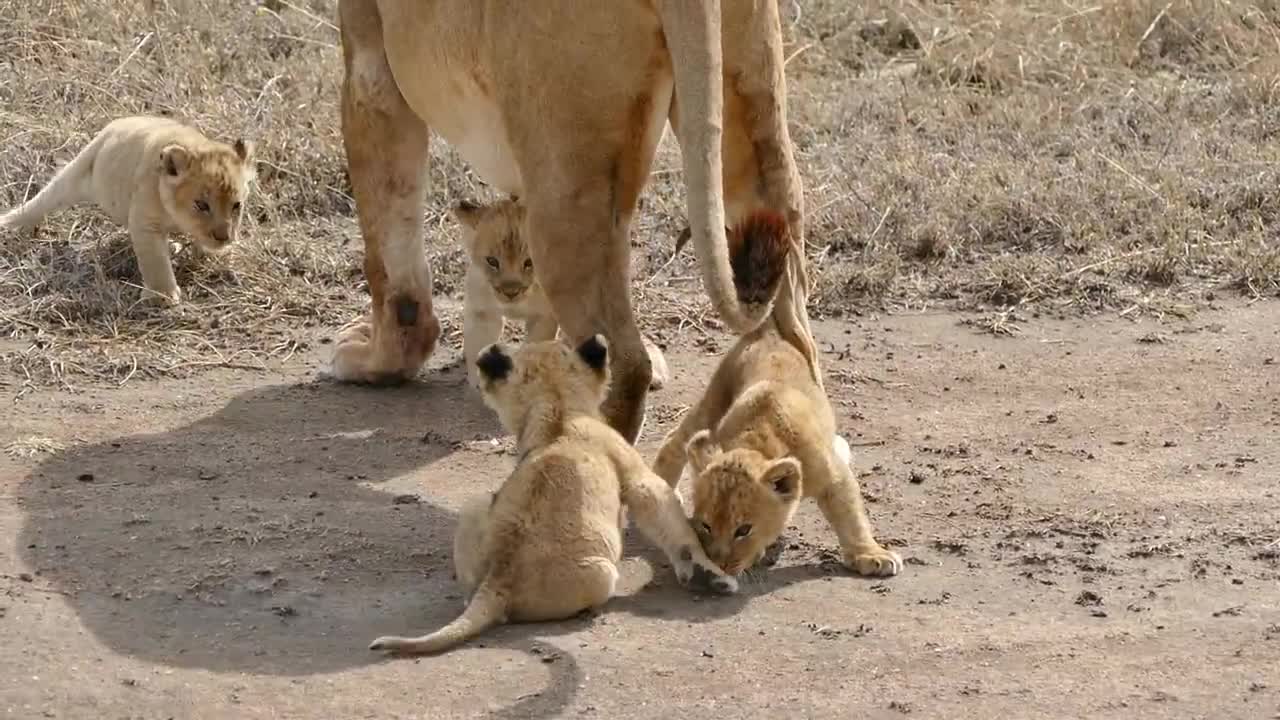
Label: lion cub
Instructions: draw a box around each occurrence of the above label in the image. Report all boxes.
[453,197,669,391]
[369,334,737,655]
[0,115,256,302]
[652,212,903,579]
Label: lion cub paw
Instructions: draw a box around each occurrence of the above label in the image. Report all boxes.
[843,545,904,578]
[674,546,738,595]
[141,286,181,305]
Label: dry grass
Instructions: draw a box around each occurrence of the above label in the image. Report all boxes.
[1,0,1277,388]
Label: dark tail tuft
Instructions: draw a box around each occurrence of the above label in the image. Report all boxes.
[727,210,791,306]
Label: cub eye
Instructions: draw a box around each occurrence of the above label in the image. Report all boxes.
[697,521,712,535]
[194,199,210,213]
[734,524,753,539]
[523,258,533,271]
[231,201,242,213]
[485,256,500,270]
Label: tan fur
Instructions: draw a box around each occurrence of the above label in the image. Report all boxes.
[368,335,736,656]
[651,219,902,579]
[0,116,256,303]
[329,0,821,443]
[453,197,669,392]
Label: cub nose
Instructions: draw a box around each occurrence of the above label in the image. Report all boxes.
[499,286,523,300]
[212,229,231,245]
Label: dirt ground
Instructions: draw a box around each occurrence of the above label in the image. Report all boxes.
[3,1,1280,718]
[2,298,1276,719]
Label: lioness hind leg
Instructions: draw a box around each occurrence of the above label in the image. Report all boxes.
[330,0,440,384]
[620,469,737,595]
[811,453,903,578]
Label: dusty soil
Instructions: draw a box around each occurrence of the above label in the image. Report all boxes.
[2,300,1276,719]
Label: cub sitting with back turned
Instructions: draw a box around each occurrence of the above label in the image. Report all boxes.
[652,212,903,579]
[368,334,736,656]
[454,197,669,391]
[0,115,256,303]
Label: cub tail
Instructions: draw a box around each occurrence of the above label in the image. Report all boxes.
[0,130,104,232]
[369,576,506,656]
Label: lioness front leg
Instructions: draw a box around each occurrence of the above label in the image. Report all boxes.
[126,212,180,303]
[525,195,652,443]
[620,469,737,595]
[812,457,903,578]
[330,1,440,384]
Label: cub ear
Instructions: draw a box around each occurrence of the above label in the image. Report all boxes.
[760,457,801,501]
[160,145,190,177]
[575,334,609,373]
[685,429,722,474]
[475,343,513,382]
[232,138,255,162]
[451,199,485,230]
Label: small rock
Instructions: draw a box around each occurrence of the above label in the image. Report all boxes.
[1075,590,1103,607]
[392,494,421,505]
[77,473,94,483]
[908,470,927,485]
[18,572,33,583]
[700,649,714,658]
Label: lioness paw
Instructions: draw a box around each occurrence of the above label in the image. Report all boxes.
[843,545,904,578]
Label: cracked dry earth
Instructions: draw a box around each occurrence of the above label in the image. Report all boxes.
[1,301,1277,719]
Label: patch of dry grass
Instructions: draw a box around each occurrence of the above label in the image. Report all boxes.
[1,0,1277,388]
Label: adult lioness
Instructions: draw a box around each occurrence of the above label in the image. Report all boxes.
[0,116,255,303]
[368,335,736,655]
[452,196,670,392]
[331,0,822,443]
[652,213,903,578]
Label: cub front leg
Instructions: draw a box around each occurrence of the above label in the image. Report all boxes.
[620,467,738,595]
[523,314,559,343]
[811,454,903,578]
[126,211,180,303]
[464,306,506,390]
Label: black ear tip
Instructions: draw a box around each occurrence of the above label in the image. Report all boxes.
[476,344,513,381]
[576,334,609,371]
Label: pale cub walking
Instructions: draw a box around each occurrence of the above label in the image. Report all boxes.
[454,197,669,391]
[0,116,256,302]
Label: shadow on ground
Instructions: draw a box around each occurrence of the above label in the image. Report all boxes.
[17,373,503,677]
[16,367,862,717]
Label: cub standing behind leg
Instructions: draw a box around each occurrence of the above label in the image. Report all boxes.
[652,212,903,579]
[0,116,256,303]
[452,196,669,391]
[368,334,736,656]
